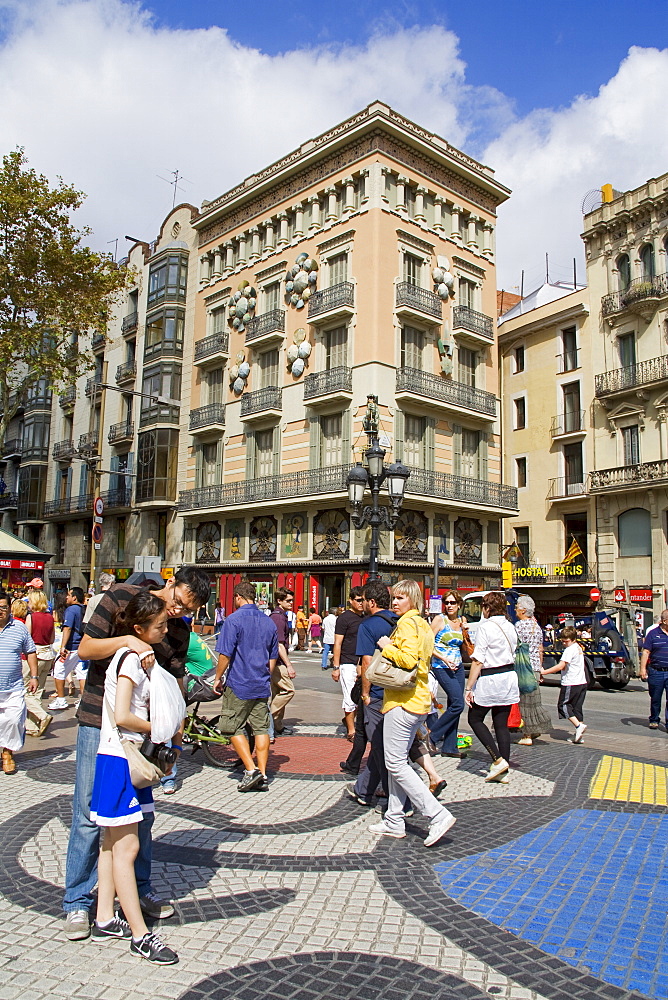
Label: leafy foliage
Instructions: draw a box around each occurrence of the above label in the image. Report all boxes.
[0,148,132,449]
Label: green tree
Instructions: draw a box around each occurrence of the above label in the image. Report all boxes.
[0,148,131,452]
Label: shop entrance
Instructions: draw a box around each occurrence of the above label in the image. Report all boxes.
[321,574,344,612]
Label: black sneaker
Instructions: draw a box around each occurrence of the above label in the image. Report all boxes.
[339,762,359,775]
[92,916,131,941]
[130,932,179,965]
[237,768,264,792]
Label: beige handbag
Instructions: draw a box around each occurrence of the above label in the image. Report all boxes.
[365,618,422,691]
[104,699,163,788]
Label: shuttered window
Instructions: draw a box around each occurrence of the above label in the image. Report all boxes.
[259,349,279,388]
[458,347,477,387]
[325,326,347,369]
[401,327,425,369]
[329,253,348,286]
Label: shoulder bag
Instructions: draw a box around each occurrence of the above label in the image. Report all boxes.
[493,620,537,695]
[103,651,163,789]
[460,622,474,659]
[365,617,422,691]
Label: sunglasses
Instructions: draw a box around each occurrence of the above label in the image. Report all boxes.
[444,600,458,605]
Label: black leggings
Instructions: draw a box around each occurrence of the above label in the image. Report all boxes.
[468,703,511,763]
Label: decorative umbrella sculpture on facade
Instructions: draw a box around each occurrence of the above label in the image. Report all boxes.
[284,252,318,311]
[227,280,257,335]
[286,327,312,378]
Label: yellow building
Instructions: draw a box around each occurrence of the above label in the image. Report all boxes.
[178,102,517,610]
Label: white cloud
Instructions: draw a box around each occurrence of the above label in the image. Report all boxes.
[1,1,667,289]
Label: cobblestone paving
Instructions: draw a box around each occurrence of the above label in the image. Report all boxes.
[0,727,663,1000]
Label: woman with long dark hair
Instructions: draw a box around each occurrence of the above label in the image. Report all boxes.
[428,590,466,758]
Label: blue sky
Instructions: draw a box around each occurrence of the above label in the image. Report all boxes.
[1,0,667,287]
[142,0,668,118]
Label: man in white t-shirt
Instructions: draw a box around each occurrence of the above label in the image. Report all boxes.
[321,610,338,670]
[540,625,587,744]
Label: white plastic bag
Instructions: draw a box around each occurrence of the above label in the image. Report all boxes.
[150,664,186,743]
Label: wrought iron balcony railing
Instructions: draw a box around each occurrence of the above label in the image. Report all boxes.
[240,386,282,418]
[0,492,18,509]
[395,282,442,320]
[589,460,668,492]
[44,493,95,517]
[79,431,99,452]
[52,440,77,461]
[194,331,230,363]
[99,488,132,509]
[303,367,353,400]
[108,421,135,444]
[396,367,496,416]
[550,410,585,436]
[115,361,137,383]
[121,312,138,334]
[59,387,76,408]
[1,438,23,459]
[547,477,587,500]
[85,377,103,397]
[452,305,494,340]
[189,404,226,431]
[601,273,668,317]
[308,282,355,320]
[245,309,285,343]
[179,464,517,512]
[595,355,668,396]
[92,332,106,350]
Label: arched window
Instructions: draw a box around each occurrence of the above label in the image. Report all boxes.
[640,244,655,282]
[617,253,631,290]
[618,508,651,557]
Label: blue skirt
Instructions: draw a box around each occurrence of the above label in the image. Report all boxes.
[90,753,154,827]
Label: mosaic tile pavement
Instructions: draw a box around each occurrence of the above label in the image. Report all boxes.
[0,728,664,1000]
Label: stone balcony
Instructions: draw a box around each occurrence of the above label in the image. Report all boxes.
[452,305,494,343]
[193,331,230,366]
[307,283,355,324]
[240,386,282,421]
[303,367,353,406]
[189,403,226,434]
[395,282,442,322]
[595,355,668,397]
[395,367,496,420]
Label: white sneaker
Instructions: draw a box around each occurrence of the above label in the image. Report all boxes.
[48,697,68,710]
[368,821,406,839]
[424,811,456,847]
[571,723,587,744]
[484,758,509,782]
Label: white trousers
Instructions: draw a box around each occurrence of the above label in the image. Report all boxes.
[339,663,358,713]
[0,689,27,752]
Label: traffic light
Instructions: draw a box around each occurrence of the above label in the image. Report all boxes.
[502,561,513,589]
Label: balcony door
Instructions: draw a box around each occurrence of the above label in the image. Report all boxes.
[458,347,477,387]
[562,382,581,433]
[401,326,425,370]
[563,441,583,492]
[259,349,279,388]
[325,326,347,370]
[321,413,343,467]
[621,425,640,467]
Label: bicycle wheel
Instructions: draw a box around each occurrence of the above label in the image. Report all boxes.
[198,717,234,768]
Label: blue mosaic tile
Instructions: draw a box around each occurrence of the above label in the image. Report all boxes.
[434,808,668,1000]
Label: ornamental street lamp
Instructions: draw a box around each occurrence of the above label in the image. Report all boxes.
[346,406,410,581]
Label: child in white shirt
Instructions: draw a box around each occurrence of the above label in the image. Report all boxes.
[540,625,588,744]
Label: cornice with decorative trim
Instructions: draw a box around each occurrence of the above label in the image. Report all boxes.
[452,255,486,278]
[396,228,434,255]
[317,230,356,254]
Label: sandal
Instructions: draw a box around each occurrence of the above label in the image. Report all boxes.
[516,737,533,745]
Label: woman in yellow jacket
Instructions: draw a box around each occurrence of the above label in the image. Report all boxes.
[369,580,457,848]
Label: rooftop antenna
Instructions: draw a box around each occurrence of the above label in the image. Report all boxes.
[573,257,577,289]
[546,253,550,284]
[106,238,118,262]
[156,169,191,209]
[520,270,524,298]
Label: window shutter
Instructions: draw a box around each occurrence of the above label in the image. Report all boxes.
[341,408,351,466]
[309,415,321,468]
[54,469,62,501]
[394,410,404,463]
[215,439,224,484]
[425,417,435,471]
[452,423,462,476]
[79,462,89,497]
[479,431,489,480]
[245,432,254,480]
[65,467,72,499]
[272,426,281,476]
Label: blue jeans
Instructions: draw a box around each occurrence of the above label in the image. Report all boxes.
[647,667,668,724]
[321,643,333,670]
[429,664,465,752]
[63,724,154,913]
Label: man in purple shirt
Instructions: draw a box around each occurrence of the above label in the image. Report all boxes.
[213,582,279,791]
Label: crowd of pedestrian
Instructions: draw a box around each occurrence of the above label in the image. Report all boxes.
[3,564,668,971]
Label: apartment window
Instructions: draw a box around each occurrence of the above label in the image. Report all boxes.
[514,345,525,373]
[110,452,133,496]
[196,441,221,488]
[211,306,226,334]
[145,307,185,359]
[25,379,52,410]
[116,516,126,563]
[562,382,581,433]
[515,526,530,564]
[147,253,188,307]
[461,428,481,478]
[329,253,348,286]
[140,364,181,425]
[561,326,578,371]
[618,508,651,557]
[403,253,422,287]
[514,397,526,430]
[516,456,527,488]
[564,441,583,488]
[207,367,224,405]
[55,467,71,501]
[459,277,476,310]
[640,243,655,281]
[325,327,347,370]
[22,413,50,461]
[458,347,477,387]
[136,428,179,502]
[125,338,136,364]
[401,326,425,369]
[622,424,640,466]
[259,349,279,388]
[404,414,426,468]
[16,464,48,520]
[321,413,343,466]
[62,414,74,442]
[264,281,281,312]
[255,429,274,478]
[617,254,631,290]
[617,332,636,369]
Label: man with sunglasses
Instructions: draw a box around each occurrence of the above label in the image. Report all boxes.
[62,567,212,941]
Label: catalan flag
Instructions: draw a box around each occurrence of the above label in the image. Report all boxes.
[561,538,583,566]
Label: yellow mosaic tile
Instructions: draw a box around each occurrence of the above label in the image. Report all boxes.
[589,755,668,805]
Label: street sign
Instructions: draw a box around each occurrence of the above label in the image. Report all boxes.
[589,587,601,602]
[94,515,103,524]
[92,523,103,545]
[428,596,442,615]
[94,497,104,517]
[501,561,513,588]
